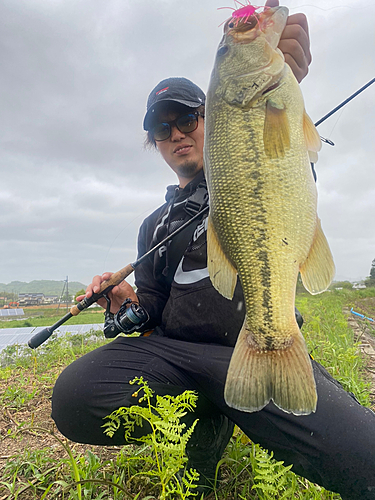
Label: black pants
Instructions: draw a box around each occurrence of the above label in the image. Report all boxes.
[52,335,375,499]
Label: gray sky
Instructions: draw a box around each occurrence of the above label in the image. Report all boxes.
[1,0,374,287]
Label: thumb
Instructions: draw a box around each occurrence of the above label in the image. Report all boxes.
[265,0,279,7]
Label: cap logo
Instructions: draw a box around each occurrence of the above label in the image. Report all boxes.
[156,87,169,96]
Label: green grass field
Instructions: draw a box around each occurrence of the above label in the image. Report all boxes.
[0,289,374,499]
[0,307,104,329]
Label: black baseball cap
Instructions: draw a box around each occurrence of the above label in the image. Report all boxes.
[143,77,206,131]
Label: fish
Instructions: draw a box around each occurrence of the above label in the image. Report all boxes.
[203,5,335,415]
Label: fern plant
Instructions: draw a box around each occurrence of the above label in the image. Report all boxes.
[102,376,200,499]
[250,443,295,499]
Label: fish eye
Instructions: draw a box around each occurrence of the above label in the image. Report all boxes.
[217,45,229,57]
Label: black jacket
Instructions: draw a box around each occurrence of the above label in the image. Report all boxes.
[135,170,245,347]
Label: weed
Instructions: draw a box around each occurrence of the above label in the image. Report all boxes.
[103,376,200,499]
[3,448,59,481]
[0,329,107,370]
[1,383,38,409]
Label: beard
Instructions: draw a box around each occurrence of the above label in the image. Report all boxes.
[176,160,202,179]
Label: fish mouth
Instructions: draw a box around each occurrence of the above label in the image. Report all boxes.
[224,14,259,35]
[225,7,275,37]
[225,6,288,48]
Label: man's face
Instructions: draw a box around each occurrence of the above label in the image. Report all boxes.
[152,105,205,188]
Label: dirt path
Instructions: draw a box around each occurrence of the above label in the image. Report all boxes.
[345,308,375,406]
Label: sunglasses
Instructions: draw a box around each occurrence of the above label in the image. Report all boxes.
[151,111,204,142]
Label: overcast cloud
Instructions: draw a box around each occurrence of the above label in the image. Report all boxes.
[1,0,374,288]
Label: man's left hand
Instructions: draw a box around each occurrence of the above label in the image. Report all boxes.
[265,0,312,82]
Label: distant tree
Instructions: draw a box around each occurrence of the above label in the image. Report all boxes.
[365,259,375,288]
[74,289,86,302]
[0,291,18,306]
[370,259,375,280]
[329,281,353,290]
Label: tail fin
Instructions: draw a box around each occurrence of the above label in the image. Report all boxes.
[224,320,317,415]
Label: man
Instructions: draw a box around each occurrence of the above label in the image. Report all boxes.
[51,3,375,499]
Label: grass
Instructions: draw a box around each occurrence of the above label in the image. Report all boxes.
[296,288,375,406]
[0,288,374,499]
[0,307,104,329]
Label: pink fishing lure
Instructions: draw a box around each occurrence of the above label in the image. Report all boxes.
[219,1,267,28]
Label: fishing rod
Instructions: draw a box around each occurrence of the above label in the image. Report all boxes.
[28,205,209,349]
[315,77,375,127]
[314,77,375,145]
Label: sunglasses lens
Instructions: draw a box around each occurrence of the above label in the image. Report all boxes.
[152,123,170,141]
[152,113,200,141]
[177,114,198,133]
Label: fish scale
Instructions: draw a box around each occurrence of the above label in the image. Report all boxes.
[204,6,335,415]
[209,99,311,329]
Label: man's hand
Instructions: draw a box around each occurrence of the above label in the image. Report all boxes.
[77,272,138,314]
[265,0,312,82]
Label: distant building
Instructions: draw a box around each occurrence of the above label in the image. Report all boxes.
[352,283,366,289]
[18,292,75,306]
[18,293,45,306]
[43,295,59,304]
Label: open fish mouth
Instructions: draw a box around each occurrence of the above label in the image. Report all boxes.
[224,6,275,37]
[225,18,261,43]
[225,14,259,34]
[223,6,289,49]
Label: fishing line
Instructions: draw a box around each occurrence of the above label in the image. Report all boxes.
[288,4,358,12]
[222,1,361,14]
[327,107,345,139]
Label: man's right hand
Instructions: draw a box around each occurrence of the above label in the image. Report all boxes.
[76,273,138,314]
[265,0,312,83]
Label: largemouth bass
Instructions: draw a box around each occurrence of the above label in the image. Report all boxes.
[204,6,335,415]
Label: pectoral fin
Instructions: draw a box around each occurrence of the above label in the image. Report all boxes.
[207,215,237,300]
[300,218,335,294]
[263,99,290,159]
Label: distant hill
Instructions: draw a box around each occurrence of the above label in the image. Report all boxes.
[0,280,86,296]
